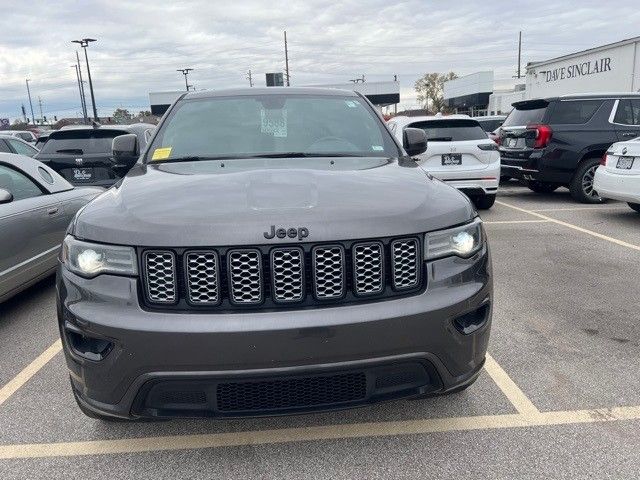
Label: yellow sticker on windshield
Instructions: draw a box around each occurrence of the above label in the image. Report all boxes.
[151,147,172,160]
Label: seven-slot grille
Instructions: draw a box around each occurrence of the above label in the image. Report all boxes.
[142,237,422,309]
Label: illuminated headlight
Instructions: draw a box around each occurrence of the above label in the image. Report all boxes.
[62,235,137,278]
[425,218,484,260]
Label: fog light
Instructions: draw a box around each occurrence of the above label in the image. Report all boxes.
[453,303,490,335]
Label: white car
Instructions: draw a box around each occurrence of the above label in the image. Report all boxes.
[1,130,37,143]
[594,137,640,213]
[388,114,500,209]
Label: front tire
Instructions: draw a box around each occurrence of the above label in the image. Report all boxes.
[629,203,640,213]
[526,180,559,193]
[472,194,496,210]
[569,158,605,203]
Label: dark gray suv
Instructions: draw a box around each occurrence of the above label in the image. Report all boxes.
[57,88,492,420]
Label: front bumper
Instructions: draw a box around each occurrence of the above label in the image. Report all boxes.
[57,247,492,419]
[594,167,640,204]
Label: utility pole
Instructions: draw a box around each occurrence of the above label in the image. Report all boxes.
[25,79,35,125]
[76,50,88,122]
[177,68,193,91]
[38,96,43,124]
[246,69,253,87]
[284,31,290,86]
[72,65,85,122]
[516,31,522,79]
[72,38,99,121]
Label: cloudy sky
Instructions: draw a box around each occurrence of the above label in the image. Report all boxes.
[1,0,640,121]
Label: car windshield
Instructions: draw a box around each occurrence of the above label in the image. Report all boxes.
[146,93,399,162]
[476,119,504,132]
[39,129,128,155]
[407,119,487,142]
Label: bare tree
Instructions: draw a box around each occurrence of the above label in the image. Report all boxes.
[414,72,458,113]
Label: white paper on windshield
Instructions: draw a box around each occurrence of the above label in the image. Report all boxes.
[261,109,288,137]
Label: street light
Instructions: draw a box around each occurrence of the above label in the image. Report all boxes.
[177,68,193,91]
[25,79,35,125]
[72,38,99,121]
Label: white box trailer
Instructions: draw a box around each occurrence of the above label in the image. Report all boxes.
[525,36,640,99]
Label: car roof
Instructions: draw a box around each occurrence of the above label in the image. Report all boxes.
[0,153,73,193]
[183,86,360,100]
[0,135,34,145]
[514,92,640,108]
[389,114,476,127]
[474,115,507,121]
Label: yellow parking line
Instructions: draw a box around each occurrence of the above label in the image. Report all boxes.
[496,200,640,252]
[0,340,62,408]
[484,353,540,415]
[484,220,551,225]
[532,206,629,212]
[1,405,639,460]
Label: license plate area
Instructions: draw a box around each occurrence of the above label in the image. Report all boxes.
[441,153,462,166]
[616,156,635,170]
[73,168,93,180]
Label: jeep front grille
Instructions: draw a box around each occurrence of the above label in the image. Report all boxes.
[140,236,422,310]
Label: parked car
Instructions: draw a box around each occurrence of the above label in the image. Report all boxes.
[0,135,39,157]
[387,114,500,209]
[34,123,155,187]
[594,137,640,213]
[34,130,53,150]
[2,130,38,143]
[0,153,102,303]
[475,115,507,139]
[499,93,640,203]
[57,87,492,421]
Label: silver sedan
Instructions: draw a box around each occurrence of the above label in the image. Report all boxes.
[0,153,103,302]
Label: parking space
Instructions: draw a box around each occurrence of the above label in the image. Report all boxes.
[1,182,639,479]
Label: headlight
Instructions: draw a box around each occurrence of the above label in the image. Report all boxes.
[62,235,137,278]
[425,218,484,260]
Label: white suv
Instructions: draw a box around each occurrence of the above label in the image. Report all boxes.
[388,115,500,209]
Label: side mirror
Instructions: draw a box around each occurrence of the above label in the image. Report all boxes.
[0,188,13,204]
[403,128,428,156]
[112,134,138,176]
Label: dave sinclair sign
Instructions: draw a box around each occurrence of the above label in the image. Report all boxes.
[541,57,612,83]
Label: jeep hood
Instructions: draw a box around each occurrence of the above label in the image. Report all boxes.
[73,157,475,247]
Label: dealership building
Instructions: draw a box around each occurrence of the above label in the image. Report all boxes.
[444,35,640,116]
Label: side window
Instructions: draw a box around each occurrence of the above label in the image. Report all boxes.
[0,140,11,153]
[17,132,33,142]
[613,99,640,125]
[0,164,43,201]
[550,100,602,124]
[7,138,38,156]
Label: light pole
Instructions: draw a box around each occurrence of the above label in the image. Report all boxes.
[25,79,35,125]
[72,38,99,121]
[177,68,193,91]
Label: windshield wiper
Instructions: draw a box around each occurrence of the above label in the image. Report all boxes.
[427,137,453,142]
[249,152,370,158]
[153,155,237,163]
[56,148,84,154]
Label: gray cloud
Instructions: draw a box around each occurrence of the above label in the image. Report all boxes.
[1,0,640,119]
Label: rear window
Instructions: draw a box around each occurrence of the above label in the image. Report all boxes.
[549,100,602,124]
[40,129,127,155]
[476,119,504,132]
[502,102,548,127]
[407,119,487,142]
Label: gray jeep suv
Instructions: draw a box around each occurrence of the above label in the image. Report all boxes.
[57,87,492,420]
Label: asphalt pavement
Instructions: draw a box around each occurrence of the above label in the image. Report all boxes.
[0,182,638,479]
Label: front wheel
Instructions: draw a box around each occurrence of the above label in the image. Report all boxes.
[569,158,605,204]
[472,194,496,210]
[629,203,640,213]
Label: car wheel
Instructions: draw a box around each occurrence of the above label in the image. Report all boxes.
[569,158,605,204]
[629,203,640,213]
[526,181,559,193]
[472,194,496,210]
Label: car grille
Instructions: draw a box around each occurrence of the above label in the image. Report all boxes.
[140,236,422,310]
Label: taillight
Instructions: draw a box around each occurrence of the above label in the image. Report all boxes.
[600,153,608,166]
[527,124,552,149]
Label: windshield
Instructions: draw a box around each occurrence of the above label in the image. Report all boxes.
[40,129,128,155]
[146,94,399,162]
[476,119,504,132]
[407,119,487,142]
